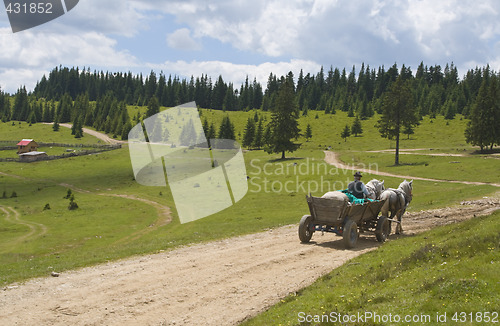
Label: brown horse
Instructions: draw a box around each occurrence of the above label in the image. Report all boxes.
[380,180,413,234]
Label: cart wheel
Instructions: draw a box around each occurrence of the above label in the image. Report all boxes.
[343,219,358,249]
[298,215,314,243]
[375,216,390,242]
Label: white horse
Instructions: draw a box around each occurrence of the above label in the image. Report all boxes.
[380,180,413,234]
[365,179,385,200]
[321,179,385,201]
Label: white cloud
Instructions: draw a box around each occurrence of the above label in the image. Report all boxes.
[2,0,500,93]
[167,28,201,51]
[0,68,46,93]
[0,27,137,92]
[147,0,500,68]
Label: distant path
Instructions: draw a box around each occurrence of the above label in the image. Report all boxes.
[324,151,500,187]
[42,123,126,144]
[364,148,499,159]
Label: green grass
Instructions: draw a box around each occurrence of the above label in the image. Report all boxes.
[0,121,100,144]
[242,210,500,326]
[0,110,498,287]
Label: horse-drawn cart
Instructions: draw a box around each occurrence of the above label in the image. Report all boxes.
[299,193,389,249]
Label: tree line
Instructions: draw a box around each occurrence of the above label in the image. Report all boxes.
[0,62,499,153]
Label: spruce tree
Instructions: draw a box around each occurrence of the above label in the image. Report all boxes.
[376,76,419,165]
[305,123,312,141]
[242,117,256,148]
[465,77,499,151]
[341,124,350,142]
[206,121,217,147]
[58,93,73,123]
[121,121,132,140]
[179,119,198,146]
[265,72,301,159]
[218,116,235,140]
[351,116,363,136]
[253,120,264,149]
[52,119,60,131]
[146,96,160,118]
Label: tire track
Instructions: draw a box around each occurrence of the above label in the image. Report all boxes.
[0,206,47,250]
[0,171,173,244]
[99,194,172,245]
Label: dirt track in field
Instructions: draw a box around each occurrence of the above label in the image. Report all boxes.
[323,150,500,187]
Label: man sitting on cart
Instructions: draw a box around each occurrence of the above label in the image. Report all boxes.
[348,171,370,199]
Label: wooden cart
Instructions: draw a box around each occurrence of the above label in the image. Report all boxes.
[298,194,389,248]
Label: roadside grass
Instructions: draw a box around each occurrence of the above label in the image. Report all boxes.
[242,210,500,326]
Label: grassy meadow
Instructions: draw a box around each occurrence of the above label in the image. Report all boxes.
[0,108,498,287]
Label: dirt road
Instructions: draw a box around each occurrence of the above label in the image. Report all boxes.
[1,196,498,326]
[43,123,126,144]
[323,150,500,187]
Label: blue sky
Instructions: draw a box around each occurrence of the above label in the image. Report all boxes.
[1,0,500,93]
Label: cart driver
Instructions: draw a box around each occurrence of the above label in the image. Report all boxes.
[348,171,370,199]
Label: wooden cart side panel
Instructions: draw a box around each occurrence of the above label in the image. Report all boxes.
[344,199,387,223]
[309,196,348,225]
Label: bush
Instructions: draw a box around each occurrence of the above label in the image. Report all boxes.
[10,191,17,198]
[68,201,78,210]
[64,189,72,199]
[43,203,51,210]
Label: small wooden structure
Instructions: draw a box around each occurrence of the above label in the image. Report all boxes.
[17,139,38,154]
[19,151,48,162]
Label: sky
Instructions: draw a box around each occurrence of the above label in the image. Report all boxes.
[1,0,500,94]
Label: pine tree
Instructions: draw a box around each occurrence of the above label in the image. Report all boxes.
[121,121,132,140]
[242,117,256,148]
[465,77,499,151]
[179,119,198,146]
[74,118,84,138]
[265,72,301,159]
[57,93,73,123]
[305,123,312,141]
[341,124,350,142]
[376,76,419,165]
[403,124,415,139]
[253,120,264,149]
[218,116,235,140]
[12,86,29,121]
[351,116,363,136]
[206,121,217,147]
[52,119,60,131]
[146,96,160,118]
